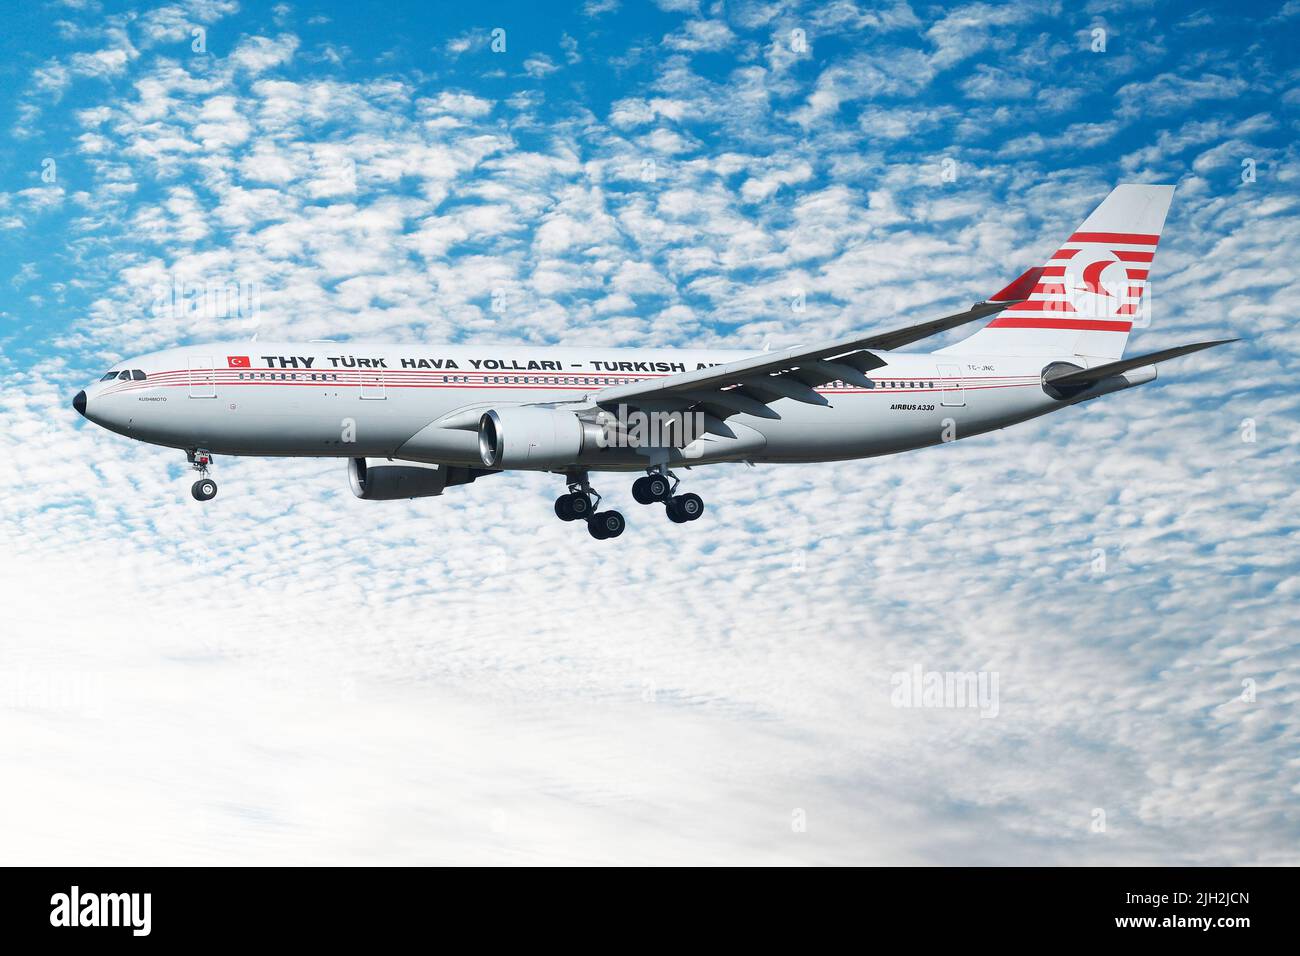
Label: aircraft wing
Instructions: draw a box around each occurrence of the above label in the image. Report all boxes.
[592,298,1017,418]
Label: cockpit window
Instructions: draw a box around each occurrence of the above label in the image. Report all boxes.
[131,370,147,381]
[100,371,120,381]
[118,370,132,380]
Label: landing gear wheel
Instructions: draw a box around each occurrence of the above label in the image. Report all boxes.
[566,492,593,520]
[665,498,688,523]
[632,476,655,505]
[675,492,704,521]
[555,495,575,521]
[646,474,672,502]
[192,478,218,501]
[588,510,625,539]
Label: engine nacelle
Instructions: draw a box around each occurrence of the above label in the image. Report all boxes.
[479,407,595,469]
[349,458,450,500]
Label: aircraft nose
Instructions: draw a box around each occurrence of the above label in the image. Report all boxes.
[73,390,87,417]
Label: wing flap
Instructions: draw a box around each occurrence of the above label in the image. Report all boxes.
[678,389,782,419]
[739,375,829,406]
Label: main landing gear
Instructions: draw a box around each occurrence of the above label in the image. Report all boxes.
[188,449,218,502]
[632,470,704,524]
[554,471,625,540]
[555,470,704,539]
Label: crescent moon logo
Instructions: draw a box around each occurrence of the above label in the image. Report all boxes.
[1075,257,1118,297]
[1067,253,1132,317]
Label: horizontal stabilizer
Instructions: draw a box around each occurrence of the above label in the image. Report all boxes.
[1045,338,1238,388]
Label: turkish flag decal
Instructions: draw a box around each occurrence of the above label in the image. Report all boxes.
[227,355,251,368]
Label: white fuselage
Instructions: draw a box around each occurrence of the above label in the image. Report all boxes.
[76,341,1141,471]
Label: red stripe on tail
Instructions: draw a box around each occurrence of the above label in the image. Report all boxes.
[1068,231,1160,245]
[988,317,1134,331]
[989,267,1047,302]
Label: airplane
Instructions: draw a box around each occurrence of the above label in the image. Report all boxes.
[72,184,1234,539]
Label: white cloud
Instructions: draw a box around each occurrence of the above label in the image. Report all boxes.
[959,64,1036,100]
[229,34,300,75]
[791,49,935,127]
[69,45,135,77]
[739,159,814,203]
[1116,72,1250,118]
[561,33,581,65]
[420,91,494,118]
[663,19,737,53]
[925,1,1028,70]
[523,55,560,78]
[1001,121,1121,156]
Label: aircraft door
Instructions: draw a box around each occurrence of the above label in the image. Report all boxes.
[937,363,965,407]
[360,368,386,400]
[189,356,217,398]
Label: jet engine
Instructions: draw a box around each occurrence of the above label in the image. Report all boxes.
[478,407,601,469]
[349,457,488,500]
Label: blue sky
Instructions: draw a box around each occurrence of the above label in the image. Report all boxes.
[0,0,1297,864]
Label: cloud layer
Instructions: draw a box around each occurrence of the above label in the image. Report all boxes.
[0,0,1296,864]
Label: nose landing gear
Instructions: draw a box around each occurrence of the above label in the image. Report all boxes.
[632,469,704,523]
[555,471,624,539]
[188,449,218,501]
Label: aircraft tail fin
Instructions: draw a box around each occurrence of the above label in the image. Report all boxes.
[943,184,1176,360]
